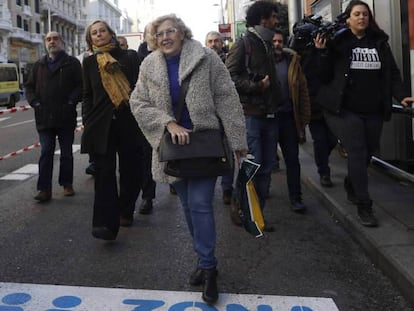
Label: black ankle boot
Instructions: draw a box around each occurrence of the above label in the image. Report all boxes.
[189,268,204,286]
[190,267,219,286]
[357,200,378,227]
[202,268,218,304]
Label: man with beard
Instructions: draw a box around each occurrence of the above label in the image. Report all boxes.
[272,29,310,212]
[25,31,82,202]
[226,1,280,231]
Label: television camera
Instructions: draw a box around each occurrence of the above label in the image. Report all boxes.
[289,12,348,51]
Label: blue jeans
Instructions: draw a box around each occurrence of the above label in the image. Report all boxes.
[173,177,218,269]
[245,115,277,209]
[309,118,338,177]
[275,112,302,202]
[324,110,383,203]
[37,127,74,191]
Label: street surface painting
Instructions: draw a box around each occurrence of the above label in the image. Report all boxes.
[0,282,339,310]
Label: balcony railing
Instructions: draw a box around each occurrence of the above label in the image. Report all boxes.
[10,28,31,42]
[0,19,13,32]
[31,33,43,44]
[22,5,32,17]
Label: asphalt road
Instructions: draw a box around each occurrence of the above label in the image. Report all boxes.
[0,101,412,310]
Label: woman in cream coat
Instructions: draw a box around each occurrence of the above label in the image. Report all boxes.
[130,14,247,304]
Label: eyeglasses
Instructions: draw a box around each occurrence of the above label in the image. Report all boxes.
[155,27,179,39]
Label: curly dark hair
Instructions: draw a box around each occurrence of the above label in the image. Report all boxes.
[245,1,279,27]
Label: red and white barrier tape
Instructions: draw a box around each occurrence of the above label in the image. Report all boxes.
[0,142,41,161]
[0,125,84,161]
[0,105,31,115]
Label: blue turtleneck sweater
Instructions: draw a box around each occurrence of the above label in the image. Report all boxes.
[166,53,193,129]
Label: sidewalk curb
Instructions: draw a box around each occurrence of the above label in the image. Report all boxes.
[300,148,414,306]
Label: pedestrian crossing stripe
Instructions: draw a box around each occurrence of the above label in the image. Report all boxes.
[0,164,38,181]
[0,145,81,181]
[0,282,339,311]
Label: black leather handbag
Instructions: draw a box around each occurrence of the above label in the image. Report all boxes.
[158,77,233,178]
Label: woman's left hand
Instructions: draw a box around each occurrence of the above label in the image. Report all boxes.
[401,97,414,107]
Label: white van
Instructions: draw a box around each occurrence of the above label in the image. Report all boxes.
[0,63,21,108]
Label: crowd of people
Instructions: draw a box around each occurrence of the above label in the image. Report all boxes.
[24,0,413,305]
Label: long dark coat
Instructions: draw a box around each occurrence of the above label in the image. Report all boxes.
[81,47,143,155]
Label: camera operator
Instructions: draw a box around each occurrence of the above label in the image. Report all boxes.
[314,0,414,227]
[290,28,338,188]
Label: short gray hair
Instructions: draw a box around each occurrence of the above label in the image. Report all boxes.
[205,31,223,45]
[147,14,193,50]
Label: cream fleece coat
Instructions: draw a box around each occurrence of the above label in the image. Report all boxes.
[130,39,248,183]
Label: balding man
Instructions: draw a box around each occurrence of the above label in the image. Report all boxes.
[25,32,82,202]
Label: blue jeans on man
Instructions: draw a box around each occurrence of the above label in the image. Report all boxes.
[173,177,218,270]
[245,115,277,209]
[37,127,74,191]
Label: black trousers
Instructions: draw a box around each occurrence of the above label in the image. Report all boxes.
[309,118,338,177]
[92,116,142,235]
[140,139,156,200]
[324,109,383,203]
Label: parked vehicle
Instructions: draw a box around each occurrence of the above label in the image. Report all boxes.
[0,63,20,108]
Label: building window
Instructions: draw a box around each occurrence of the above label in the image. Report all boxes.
[34,0,40,13]
[24,0,29,5]
[17,15,22,28]
[24,20,29,31]
[36,22,40,33]
[16,0,22,6]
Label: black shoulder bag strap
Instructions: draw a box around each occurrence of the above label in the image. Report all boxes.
[174,75,191,123]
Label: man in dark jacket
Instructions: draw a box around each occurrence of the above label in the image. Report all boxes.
[226,0,280,231]
[272,30,311,212]
[25,31,82,202]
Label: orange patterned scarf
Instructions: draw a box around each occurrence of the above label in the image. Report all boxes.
[93,42,131,108]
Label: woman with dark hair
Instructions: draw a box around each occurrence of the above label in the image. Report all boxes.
[315,0,414,227]
[81,20,144,240]
[130,14,247,304]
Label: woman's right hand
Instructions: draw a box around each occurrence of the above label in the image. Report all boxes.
[166,121,192,145]
[313,33,327,49]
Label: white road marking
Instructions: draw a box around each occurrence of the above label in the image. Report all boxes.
[0,173,33,181]
[0,282,339,311]
[0,164,38,180]
[12,164,38,174]
[55,144,81,155]
[1,119,35,128]
[1,146,81,181]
